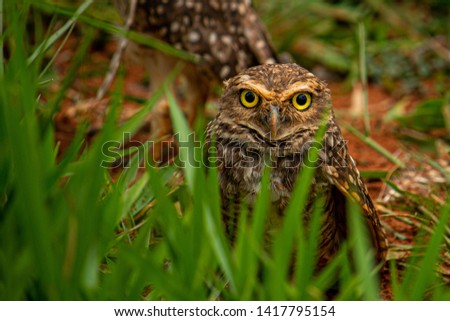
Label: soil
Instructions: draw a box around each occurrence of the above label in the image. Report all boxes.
[51,35,447,300]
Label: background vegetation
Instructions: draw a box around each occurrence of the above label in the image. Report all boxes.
[0,0,448,300]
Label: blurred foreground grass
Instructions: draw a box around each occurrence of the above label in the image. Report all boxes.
[0,0,448,300]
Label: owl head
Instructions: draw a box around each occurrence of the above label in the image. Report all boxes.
[218,63,332,141]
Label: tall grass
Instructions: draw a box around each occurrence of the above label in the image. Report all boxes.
[0,1,448,301]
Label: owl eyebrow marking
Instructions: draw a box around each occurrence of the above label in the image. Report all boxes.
[236,79,320,101]
[281,81,319,100]
[236,81,276,99]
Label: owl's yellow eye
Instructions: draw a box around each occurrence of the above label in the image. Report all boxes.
[292,92,312,110]
[240,90,259,108]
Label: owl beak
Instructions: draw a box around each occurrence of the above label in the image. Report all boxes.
[269,105,280,139]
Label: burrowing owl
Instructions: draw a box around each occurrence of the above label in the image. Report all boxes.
[113,0,280,161]
[206,63,387,266]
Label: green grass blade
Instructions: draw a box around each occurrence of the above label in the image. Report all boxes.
[234,167,271,299]
[340,120,405,168]
[30,0,198,63]
[267,123,327,300]
[27,0,93,65]
[203,142,236,292]
[347,201,380,300]
[409,201,449,300]
[165,83,195,191]
[295,196,325,299]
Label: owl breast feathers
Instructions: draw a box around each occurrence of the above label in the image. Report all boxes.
[206,63,387,265]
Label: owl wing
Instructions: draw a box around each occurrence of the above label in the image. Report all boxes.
[123,0,279,80]
[321,123,388,263]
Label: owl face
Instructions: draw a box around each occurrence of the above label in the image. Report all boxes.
[219,64,332,142]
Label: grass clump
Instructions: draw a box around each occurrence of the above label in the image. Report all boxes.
[0,1,448,301]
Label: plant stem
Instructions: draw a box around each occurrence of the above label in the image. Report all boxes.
[340,120,405,168]
[358,22,370,136]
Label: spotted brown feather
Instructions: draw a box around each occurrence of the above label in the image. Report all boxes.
[114,0,279,80]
